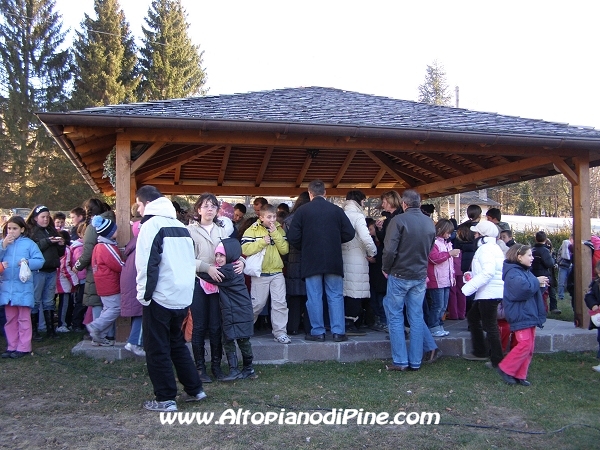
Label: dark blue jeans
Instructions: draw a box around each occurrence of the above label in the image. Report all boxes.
[142,300,202,401]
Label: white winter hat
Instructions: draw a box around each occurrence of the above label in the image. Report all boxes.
[470,221,499,238]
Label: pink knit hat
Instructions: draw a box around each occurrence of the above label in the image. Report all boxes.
[215,242,226,256]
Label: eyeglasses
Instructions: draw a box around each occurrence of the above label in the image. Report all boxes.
[200,204,218,210]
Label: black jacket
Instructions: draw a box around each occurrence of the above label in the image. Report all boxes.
[531,243,554,278]
[283,212,306,296]
[198,238,254,341]
[286,196,355,279]
[29,225,65,272]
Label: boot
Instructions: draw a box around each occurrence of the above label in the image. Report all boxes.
[31,312,42,342]
[44,310,59,339]
[192,343,212,383]
[240,355,258,379]
[210,343,225,381]
[221,352,243,382]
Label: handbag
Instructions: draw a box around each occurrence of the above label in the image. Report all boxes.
[19,260,32,283]
[243,247,266,277]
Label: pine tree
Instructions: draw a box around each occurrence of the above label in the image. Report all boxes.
[138,0,207,100]
[418,60,452,106]
[0,0,93,208]
[516,182,537,216]
[70,0,139,109]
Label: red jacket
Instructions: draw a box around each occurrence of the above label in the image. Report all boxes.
[91,240,124,296]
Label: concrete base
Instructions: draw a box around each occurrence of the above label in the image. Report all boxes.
[71,318,599,363]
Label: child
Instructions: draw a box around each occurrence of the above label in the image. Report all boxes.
[199,239,257,381]
[241,204,290,344]
[0,216,45,358]
[85,216,123,346]
[426,219,460,337]
[53,212,66,232]
[121,216,145,357]
[584,260,600,372]
[55,230,78,332]
[497,244,547,386]
[70,223,87,332]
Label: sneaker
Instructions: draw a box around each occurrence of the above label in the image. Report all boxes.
[274,334,292,344]
[143,400,178,412]
[56,326,70,333]
[10,351,29,358]
[431,330,446,337]
[92,337,114,347]
[181,391,207,402]
[442,330,450,336]
[86,324,100,342]
[1,350,15,358]
[484,361,495,369]
[592,365,600,373]
[550,309,562,314]
[124,342,146,357]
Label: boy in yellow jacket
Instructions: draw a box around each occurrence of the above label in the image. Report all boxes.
[241,204,290,343]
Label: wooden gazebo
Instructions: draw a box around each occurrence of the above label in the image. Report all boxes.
[37,86,600,327]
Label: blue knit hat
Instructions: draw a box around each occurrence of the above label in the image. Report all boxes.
[92,215,117,238]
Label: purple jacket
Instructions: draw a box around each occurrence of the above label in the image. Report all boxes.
[120,235,142,317]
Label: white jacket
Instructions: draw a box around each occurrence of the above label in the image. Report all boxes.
[461,238,504,300]
[135,197,196,309]
[342,200,377,299]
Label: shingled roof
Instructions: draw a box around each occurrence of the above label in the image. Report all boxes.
[63,86,600,140]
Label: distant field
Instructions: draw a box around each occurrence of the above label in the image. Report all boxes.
[502,214,600,233]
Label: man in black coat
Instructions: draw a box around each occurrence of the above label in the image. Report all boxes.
[287,180,355,342]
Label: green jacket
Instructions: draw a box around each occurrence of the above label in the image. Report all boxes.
[241,220,288,274]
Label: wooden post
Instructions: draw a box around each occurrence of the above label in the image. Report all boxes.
[572,154,591,329]
[115,137,132,342]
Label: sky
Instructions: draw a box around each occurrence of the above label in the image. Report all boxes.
[54,0,600,129]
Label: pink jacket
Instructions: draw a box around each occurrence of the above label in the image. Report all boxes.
[71,239,87,283]
[56,246,78,294]
[426,236,456,289]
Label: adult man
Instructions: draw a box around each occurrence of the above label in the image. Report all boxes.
[382,189,436,371]
[252,197,268,216]
[135,185,206,412]
[287,180,355,342]
[233,203,247,225]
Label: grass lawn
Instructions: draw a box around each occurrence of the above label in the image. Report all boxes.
[1,333,599,450]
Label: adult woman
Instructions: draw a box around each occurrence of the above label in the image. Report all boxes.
[26,205,65,340]
[461,221,505,367]
[342,190,377,335]
[283,192,311,335]
[497,244,547,385]
[187,193,242,383]
[73,199,115,334]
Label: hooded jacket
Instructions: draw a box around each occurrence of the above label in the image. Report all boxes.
[135,197,196,309]
[427,236,456,289]
[29,225,65,272]
[198,237,254,341]
[241,219,289,274]
[502,261,546,331]
[91,236,123,297]
[0,235,45,307]
[341,200,377,298]
[461,237,504,300]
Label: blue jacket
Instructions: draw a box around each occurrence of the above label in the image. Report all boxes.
[0,235,45,307]
[501,261,546,332]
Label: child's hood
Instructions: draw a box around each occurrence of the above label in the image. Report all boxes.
[220,237,242,263]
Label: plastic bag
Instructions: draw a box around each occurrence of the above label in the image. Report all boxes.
[19,260,32,283]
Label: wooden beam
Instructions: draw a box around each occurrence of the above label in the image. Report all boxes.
[130,142,166,173]
[572,154,591,329]
[372,168,386,187]
[391,152,449,179]
[416,156,552,195]
[117,128,586,157]
[75,134,117,155]
[115,138,131,246]
[255,147,274,186]
[459,154,494,170]
[137,145,221,183]
[174,165,181,183]
[551,156,579,185]
[333,149,357,187]
[218,146,231,185]
[418,153,467,175]
[295,154,313,187]
[368,150,436,183]
[362,150,415,187]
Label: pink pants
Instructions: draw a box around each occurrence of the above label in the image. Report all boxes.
[4,305,32,353]
[498,326,535,380]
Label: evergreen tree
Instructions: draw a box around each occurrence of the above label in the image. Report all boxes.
[418,60,452,106]
[0,0,92,209]
[70,0,139,109]
[516,182,537,216]
[138,0,207,100]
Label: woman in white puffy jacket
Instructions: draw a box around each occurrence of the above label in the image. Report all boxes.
[461,220,505,367]
[342,191,377,335]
